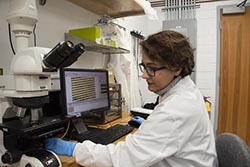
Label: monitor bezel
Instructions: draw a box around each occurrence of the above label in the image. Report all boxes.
[60,68,110,118]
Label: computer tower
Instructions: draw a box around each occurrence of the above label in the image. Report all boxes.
[104,83,122,123]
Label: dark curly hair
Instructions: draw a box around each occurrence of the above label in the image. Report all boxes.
[140,30,195,78]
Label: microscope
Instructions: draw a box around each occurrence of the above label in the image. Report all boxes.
[0,0,85,166]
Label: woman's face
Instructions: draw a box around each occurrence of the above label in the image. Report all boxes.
[141,53,181,93]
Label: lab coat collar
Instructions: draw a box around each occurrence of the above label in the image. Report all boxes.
[155,76,182,97]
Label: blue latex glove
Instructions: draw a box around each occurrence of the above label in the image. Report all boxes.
[45,138,77,156]
[132,116,145,124]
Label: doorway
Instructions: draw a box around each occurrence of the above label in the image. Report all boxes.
[216,5,250,143]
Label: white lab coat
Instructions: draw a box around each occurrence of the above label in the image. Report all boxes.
[107,25,142,111]
[73,76,218,167]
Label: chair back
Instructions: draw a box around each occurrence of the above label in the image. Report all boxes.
[216,133,250,167]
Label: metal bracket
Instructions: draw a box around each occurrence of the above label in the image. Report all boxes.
[222,6,245,14]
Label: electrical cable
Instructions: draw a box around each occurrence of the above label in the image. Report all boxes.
[8,24,16,55]
[60,120,71,139]
[33,24,37,46]
[237,0,247,7]
[39,0,47,6]
[8,23,37,53]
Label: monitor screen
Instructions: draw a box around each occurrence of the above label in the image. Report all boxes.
[60,68,110,118]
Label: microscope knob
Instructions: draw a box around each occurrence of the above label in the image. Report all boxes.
[1,151,22,164]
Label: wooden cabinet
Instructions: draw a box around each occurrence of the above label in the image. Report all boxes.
[67,0,145,18]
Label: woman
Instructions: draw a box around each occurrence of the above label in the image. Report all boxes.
[45,30,218,167]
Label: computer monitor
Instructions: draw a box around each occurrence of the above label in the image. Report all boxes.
[60,68,110,121]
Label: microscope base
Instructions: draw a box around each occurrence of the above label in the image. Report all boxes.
[12,149,62,167]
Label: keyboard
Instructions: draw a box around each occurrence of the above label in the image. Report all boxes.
[130,107,153,119]
[71,124,134,145]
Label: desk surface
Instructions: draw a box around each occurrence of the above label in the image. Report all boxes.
[59,111,134,167]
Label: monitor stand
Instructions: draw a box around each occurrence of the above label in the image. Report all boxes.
[69,117,106,142]
[71,117,88,134]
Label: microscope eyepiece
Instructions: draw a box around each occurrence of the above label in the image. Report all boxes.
[58,43,85,68]
[43,41,74,68]
[43,40,85,70]
[56,41,74,57]
[43,41,85,70]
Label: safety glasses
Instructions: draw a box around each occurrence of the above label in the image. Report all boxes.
[139,63,166,77]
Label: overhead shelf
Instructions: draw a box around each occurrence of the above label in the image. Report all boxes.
[65,33,130,54]
[67,0,145,18]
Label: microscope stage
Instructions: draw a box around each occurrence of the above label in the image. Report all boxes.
[0,116,68,138]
